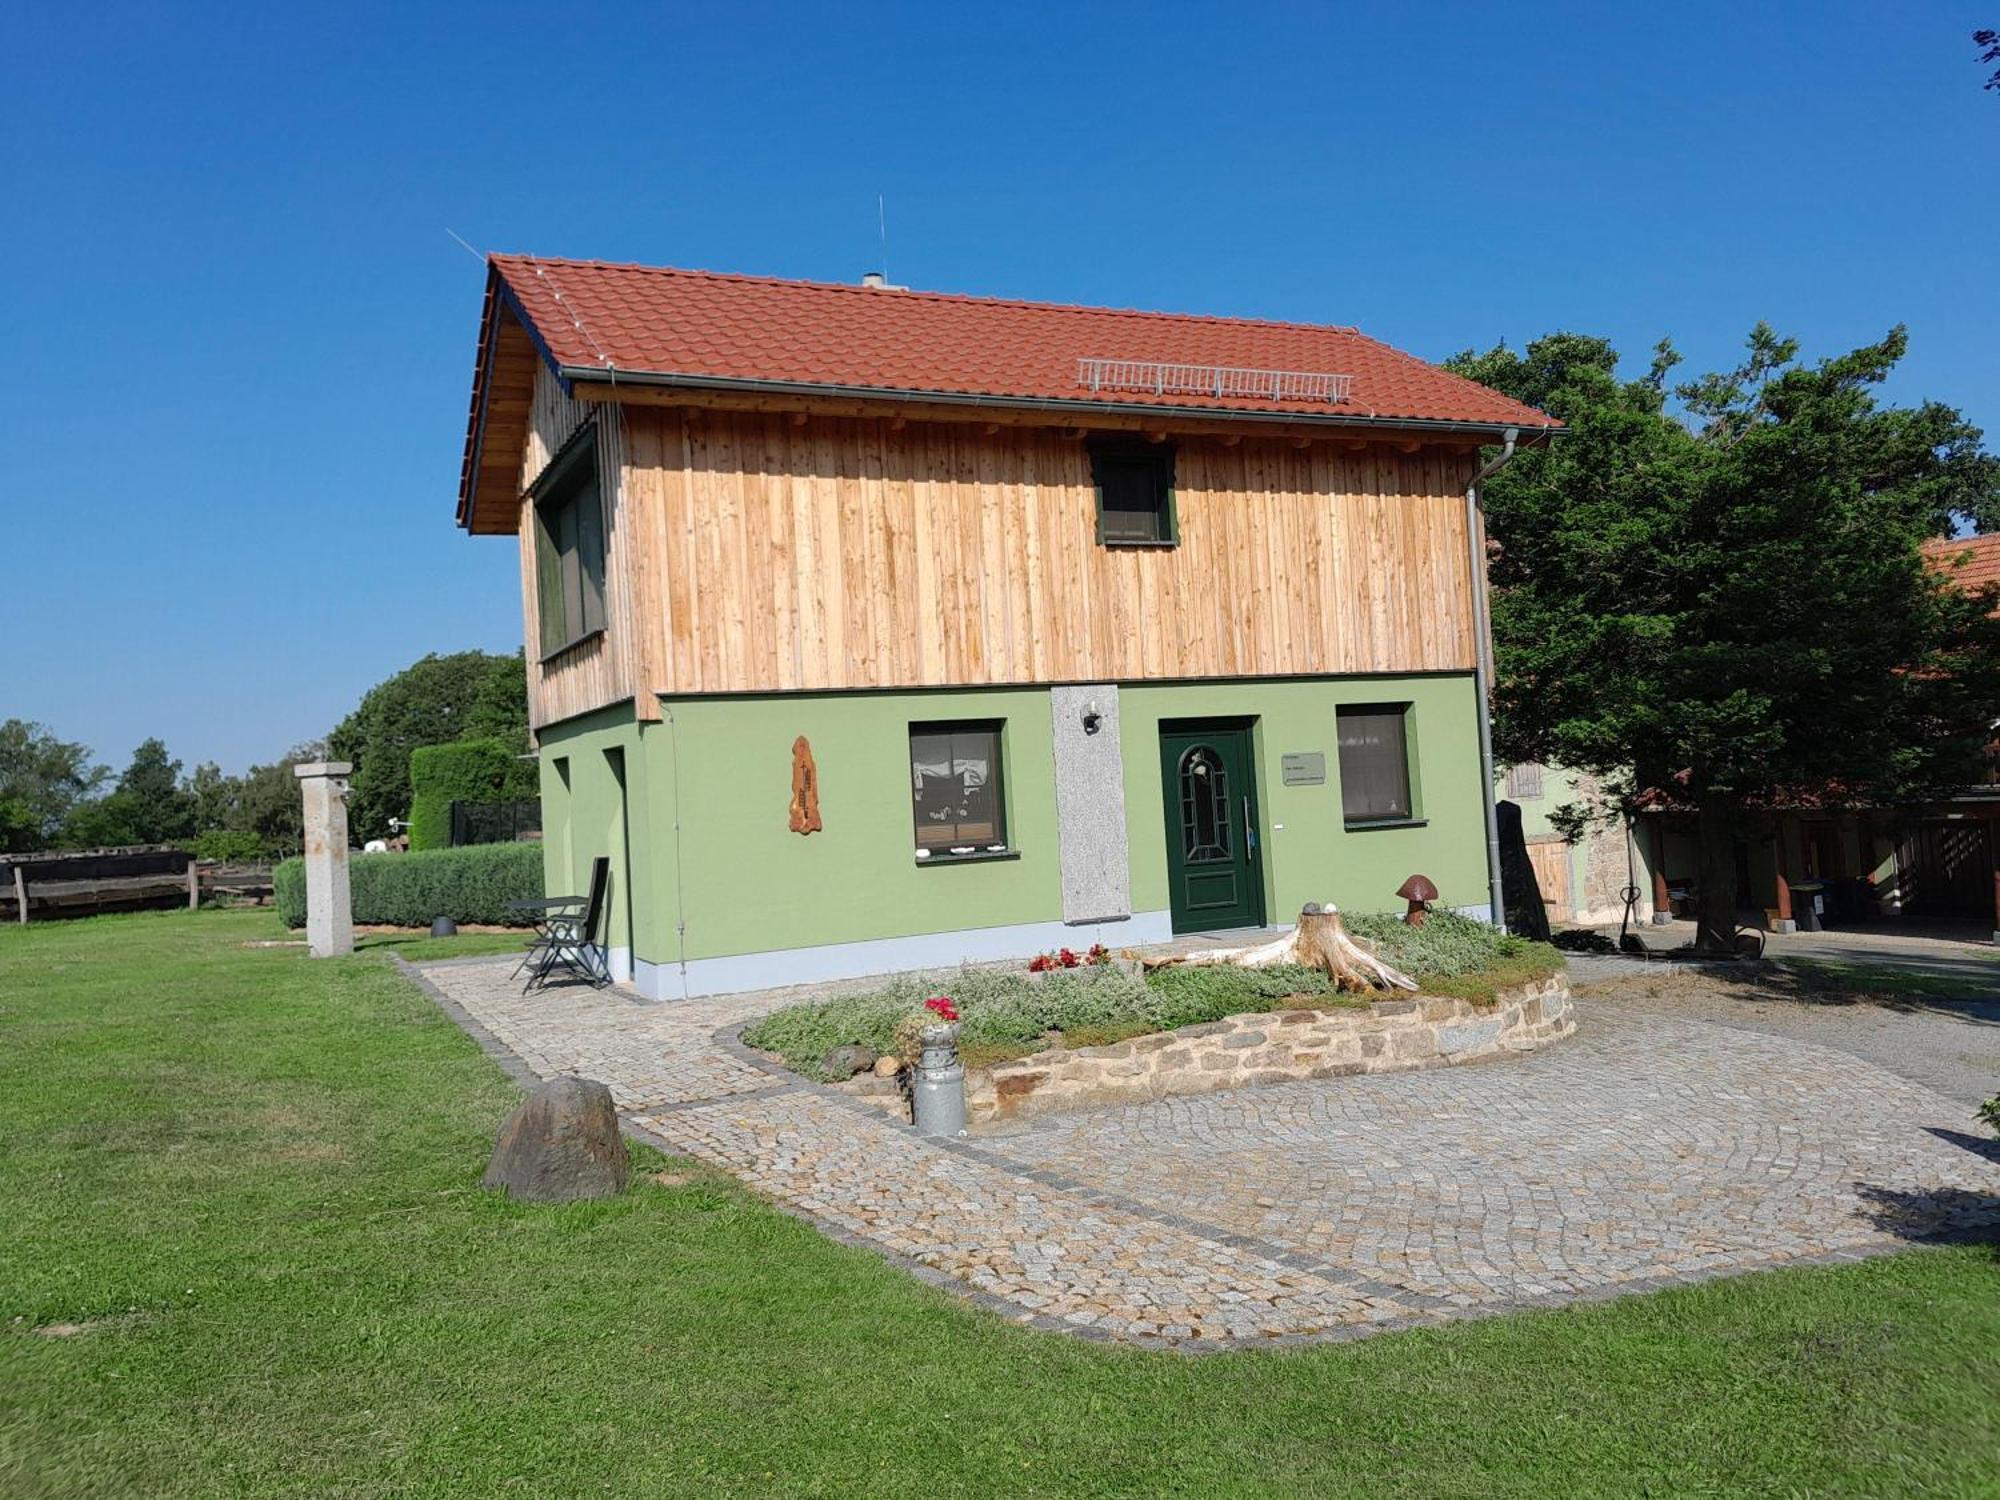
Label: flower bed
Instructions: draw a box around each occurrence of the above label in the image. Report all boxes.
[963,974,1573,1125]
[743,912,1561,1082]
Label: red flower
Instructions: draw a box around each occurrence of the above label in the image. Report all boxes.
[924,995,959,1022]
[1058,947,1080,968]
[1027,953,1052,972]
[1086,943,1110,965]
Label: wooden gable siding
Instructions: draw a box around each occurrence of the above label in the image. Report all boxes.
[605,407,1477,702]
[516,365,648,729]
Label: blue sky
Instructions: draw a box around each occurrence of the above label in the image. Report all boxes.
[4,2,1994,774]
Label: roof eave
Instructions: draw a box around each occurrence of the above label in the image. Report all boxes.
[555,364,1559,440]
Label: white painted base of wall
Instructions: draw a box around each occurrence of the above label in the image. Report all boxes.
[633,911,1175,1000]
[583,945,632,984]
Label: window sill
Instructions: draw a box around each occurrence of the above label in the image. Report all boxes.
[1099,538,1179,550]
[914,849,1021,867]
[539,629,605,665]
[1343,817,1428,832]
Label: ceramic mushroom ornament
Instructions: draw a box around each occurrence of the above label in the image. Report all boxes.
[1396,873,1438,926]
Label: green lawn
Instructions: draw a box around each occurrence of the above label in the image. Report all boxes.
[3,911,1997,1497]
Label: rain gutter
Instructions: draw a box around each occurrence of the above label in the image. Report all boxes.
[1466,427,1519,930]
[555,364,1556,441]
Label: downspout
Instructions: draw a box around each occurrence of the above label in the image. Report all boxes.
[1466,428,1519,930]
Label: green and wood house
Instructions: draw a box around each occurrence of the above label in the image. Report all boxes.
[455,257,1554,996]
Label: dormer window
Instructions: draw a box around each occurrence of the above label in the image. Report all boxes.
[532,425,608,657]
[1089,439,1177,547]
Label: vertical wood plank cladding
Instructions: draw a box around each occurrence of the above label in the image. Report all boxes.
[616,409,1478,699]
[518,365,637,729]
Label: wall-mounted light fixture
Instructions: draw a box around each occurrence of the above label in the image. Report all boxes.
[1080,700,1103,735]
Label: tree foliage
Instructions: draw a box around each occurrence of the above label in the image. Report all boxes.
[326,651,529,843]
[120,738,195,843]
[0,720,106,852]
[1450,326,2000,951]
[10,648,525,859]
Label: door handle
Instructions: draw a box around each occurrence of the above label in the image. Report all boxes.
[1242,796,1257,855]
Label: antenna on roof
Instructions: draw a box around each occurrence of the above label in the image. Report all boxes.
[444,227,484,263]
[878,194,889,284]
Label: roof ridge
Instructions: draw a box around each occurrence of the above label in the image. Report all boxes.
[487,253,1366,339]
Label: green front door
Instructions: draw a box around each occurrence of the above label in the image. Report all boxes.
[1159,723,1266,934]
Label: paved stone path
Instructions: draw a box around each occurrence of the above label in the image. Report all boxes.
[412,958,2000,1350]
[1577,971,2000,1110]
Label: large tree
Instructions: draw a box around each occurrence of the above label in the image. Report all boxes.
[0,719,106,852]
[59,737,197,848]
[181,745,319,859]
[1451,326,2000,953]
[327,651,528,843]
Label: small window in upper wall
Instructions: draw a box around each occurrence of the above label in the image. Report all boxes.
[1504,762,1545,801]
[1336,705,1415,825]
[1089,440,1177,546]
[910,722,1008,857]
[532,424,608,657]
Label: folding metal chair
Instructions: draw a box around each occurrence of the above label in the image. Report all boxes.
[520,856,611,992]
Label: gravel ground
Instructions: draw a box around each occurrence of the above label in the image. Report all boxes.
[1570,962,2000,1110]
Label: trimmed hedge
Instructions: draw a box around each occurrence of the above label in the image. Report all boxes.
[275,842,543,929]
[407,738,539,851]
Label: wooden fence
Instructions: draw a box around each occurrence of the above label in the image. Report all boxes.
[0,847,276,923]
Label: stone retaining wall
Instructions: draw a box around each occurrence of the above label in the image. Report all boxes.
[956,974,1573,1127]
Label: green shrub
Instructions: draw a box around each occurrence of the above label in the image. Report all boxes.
[1343,908,1529,977]
[1140,963,1341,1029]
[407,738,539,851]
[185,829,265,863]
[274,843,543,929]
[274,858,306,928]
[1980,1095,2000,1138]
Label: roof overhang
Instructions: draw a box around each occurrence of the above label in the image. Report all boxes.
[457,269,565,534]
[557,364,1557,443]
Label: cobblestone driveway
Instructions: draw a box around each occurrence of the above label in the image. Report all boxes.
[413,958,2000,1351]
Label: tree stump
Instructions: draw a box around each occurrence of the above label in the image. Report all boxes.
[1141,902,1418,992]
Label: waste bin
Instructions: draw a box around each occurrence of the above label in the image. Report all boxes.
[1789,880,1826,933]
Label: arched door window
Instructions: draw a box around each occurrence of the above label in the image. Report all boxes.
[1178,745,1231,862]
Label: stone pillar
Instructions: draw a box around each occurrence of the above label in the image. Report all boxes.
[1049,685,1131,925]
[294,762,354,957]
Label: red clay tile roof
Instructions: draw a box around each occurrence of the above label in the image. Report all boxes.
[487,254,1557,431]
[1924,532,2000,607]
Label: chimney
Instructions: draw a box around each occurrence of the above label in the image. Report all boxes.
[860,271,888,289]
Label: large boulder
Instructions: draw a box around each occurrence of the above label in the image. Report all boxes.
[481,1076,630,1203]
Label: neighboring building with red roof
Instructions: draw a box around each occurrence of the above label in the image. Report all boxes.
[455,255,1556,995]
[1923,532,2000,606]
[1625,531,2000,942]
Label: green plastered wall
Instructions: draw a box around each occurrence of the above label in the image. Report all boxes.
[644,688,1061,962]
[536,672,1490,970]
[1119,675,1489,923]
[534,703,649,962]
[1505,763,1587,840]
